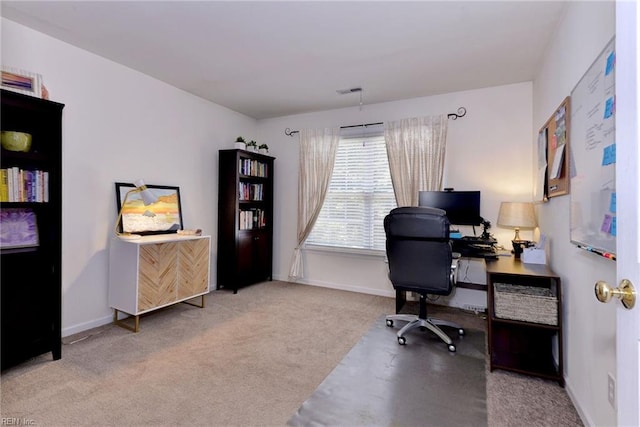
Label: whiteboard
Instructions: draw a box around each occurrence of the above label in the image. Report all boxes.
[569,37,616,256]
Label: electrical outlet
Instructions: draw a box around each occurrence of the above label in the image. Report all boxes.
[608,373,616,408]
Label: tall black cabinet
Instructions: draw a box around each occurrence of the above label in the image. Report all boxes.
[1,90,64,370]
[217,149,274,293]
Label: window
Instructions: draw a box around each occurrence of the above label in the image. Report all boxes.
[307,131,396,252]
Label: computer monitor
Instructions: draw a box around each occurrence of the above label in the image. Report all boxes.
[418,190,482,226]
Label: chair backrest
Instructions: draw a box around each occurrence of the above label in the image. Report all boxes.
[384,206,453,295]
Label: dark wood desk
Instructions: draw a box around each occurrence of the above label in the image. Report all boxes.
[485,257,564,386]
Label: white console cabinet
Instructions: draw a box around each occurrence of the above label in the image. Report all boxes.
[109,234,211,332]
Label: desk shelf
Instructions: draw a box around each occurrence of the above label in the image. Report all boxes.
[456,281,487,291]
[486,257,564,386]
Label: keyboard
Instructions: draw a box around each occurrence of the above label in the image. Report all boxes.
[452,236,498,259]
[459,236,497,245]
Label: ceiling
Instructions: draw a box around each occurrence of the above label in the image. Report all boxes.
[1,1,567,120]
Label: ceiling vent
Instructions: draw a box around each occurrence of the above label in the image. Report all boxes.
[336,87,362,95]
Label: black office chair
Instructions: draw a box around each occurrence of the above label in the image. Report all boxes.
[384,206,464,352]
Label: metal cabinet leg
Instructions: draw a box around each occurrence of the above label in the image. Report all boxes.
[182,294,205,308]
[113,309,140,332]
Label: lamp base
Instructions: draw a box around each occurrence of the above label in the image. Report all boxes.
[118,233,142,240]
[511,240,533,258]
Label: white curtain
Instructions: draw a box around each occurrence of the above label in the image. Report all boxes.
[384,115,448,206]
[288,128,340,280]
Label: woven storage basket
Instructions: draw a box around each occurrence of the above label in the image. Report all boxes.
[494,283,558,325]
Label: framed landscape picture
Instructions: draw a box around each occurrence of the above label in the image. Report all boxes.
[115,182,183,235]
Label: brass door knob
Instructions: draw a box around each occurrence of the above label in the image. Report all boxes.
[595,279,636,309]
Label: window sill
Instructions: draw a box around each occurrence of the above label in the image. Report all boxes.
[304,244,385,259]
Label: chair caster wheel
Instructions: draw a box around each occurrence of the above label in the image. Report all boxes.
[386,319,394,327]
[458,328,465,336]
[397,336,407,345]
[448,344,456,352]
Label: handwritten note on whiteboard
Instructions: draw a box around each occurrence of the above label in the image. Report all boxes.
[570,37,616,255]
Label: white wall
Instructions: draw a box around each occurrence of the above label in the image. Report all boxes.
[533,2,616,426]
[258,82,534,298]
[1,19,258,335]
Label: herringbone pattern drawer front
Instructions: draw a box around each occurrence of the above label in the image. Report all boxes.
[178,239,210,299]
[138,242,178,311]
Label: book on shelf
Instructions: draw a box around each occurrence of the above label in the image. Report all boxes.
[238,158,268,177]
[0,167,49,202]
[2,169,10,202]
[238,182,264,201]
[239,208,266,230]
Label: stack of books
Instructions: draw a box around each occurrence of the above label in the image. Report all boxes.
[0,167,49,202]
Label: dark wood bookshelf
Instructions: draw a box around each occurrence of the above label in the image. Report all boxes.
[1,89,64,370]
[217,149,274,293]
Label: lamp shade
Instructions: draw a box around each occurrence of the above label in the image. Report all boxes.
[134,179,159,205]
[114,179,159,239]
[497,202,537,230]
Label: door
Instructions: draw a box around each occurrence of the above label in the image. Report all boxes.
[178,238,210,299]
[138,242,178,311]
[238,230,271,285]
[615,3,640,425]
[237,231,256,285]
[252,229,272,281]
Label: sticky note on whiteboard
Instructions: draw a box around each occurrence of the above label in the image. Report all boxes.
[604,97,615,119]
[602,144,616,165]
[605,51,615,75]
[611,216,617,236]
[610,193,616,213]
[601,214,613,233]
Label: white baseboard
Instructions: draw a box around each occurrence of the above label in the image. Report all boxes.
[272,275,488,307]
[564,378,593,427]
[62,314,113,338]
[273,274,395,298]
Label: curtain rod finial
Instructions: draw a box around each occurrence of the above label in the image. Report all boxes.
[448,107,467,120]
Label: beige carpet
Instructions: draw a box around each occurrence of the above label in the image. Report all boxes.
[0,281,582,426]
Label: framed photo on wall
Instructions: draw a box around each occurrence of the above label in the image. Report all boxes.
[115,182,183,235]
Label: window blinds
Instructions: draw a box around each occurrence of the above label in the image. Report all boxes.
[307,132,396,251]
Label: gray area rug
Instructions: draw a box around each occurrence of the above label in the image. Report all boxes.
[288,315,487,427]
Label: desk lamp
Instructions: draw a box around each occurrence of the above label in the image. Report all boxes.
[114,179,159,240]
[497,202,537,258]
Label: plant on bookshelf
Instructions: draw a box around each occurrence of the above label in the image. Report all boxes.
[234,136,246,150]
[247,140,258,152]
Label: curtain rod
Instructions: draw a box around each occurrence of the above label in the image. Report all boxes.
[284,106,467,137]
